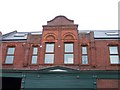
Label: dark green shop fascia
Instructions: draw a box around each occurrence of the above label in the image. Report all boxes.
[1,66,120,89]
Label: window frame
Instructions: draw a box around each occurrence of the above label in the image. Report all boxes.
[44,43,55,64]
[109,46,120,64]
[5,47,15,64]
[81,46,88,65]
[64,43,73,53]
[45,43,55,53]
[31,47,38,64]
[64,42,74,64]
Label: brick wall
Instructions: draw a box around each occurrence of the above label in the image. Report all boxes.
[97,79,120,89]
[2,16,120,70]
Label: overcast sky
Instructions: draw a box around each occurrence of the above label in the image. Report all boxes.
[0,0,119,34]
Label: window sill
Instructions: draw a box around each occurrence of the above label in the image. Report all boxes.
[29,64,38,66]
[110,64,120,66]
[2,63,13,65]
[44,64,54,65]
[80,64,90,66]
[64,64,74,66]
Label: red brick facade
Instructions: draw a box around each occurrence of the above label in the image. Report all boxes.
[2,16,120,70]
[1,16,120,89]
[97,79,120,89]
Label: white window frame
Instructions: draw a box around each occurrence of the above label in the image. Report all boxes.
[31,47,38,64]
[109,46,120,64]
[44,43,55,64]
[82,46,88,65]
[5,47,15,64]
[64,43,74,64]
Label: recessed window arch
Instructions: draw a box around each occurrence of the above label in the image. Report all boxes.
[44,33,57,41]
[46,35,55,40]
[64,35,74,40]
[63,32,76,40]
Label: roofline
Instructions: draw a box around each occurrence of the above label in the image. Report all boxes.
[94,38,120,40]
[47,15,74,24]
[2,39,27,41]
[2,30,17,37]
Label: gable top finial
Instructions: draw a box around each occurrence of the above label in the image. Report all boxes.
[47,15,74,25]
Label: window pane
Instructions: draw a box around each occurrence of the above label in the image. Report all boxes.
[33,47,38,54]
[64,54,74,64]
[7,47,15,54]
[82,47,87,54]
[32,56,37,64]
[65,43,73,52]
[82,55,88,64]
[45,54,54,64]
[110,55,120,64]
[5,56,14,64]
[46,43,54,52]
[109,46,118,54]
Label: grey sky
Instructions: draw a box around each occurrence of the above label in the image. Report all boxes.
[0,0,119,34]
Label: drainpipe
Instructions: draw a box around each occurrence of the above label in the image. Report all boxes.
[22,33,31,67]
[90,31,97,68]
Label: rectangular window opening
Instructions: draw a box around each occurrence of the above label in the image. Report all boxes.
[109,46,120,64]
[44,43,55,64]
[5,47,15,64]
[31,47,38,64]
[64,43,74,64]
[82,46,88,65]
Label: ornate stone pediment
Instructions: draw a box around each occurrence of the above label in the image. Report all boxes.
[47,15,74,25]
[39,66,79,73]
